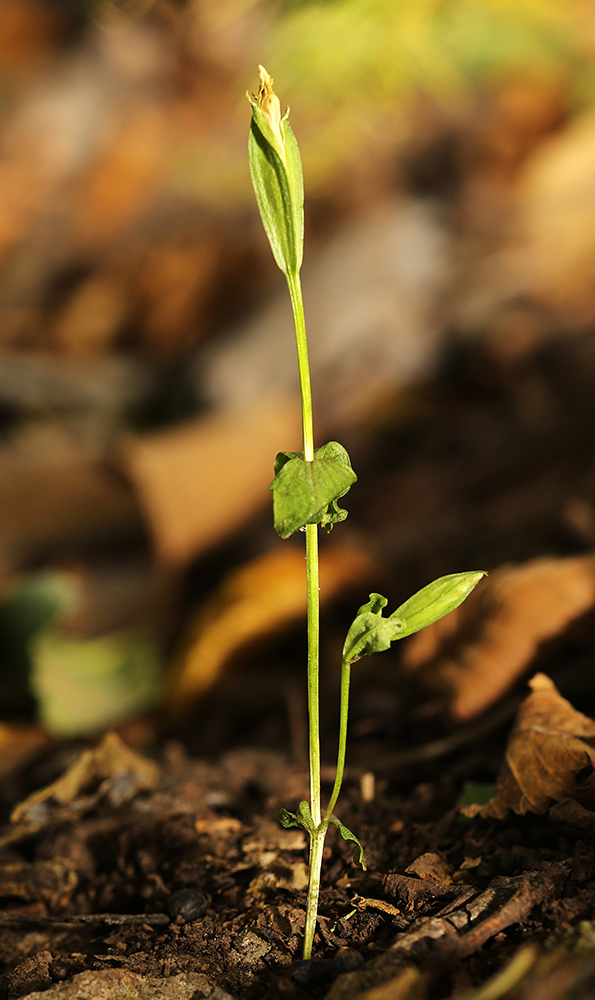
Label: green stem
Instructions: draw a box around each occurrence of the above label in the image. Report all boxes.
[286,270,319,825]
[305,522,321,826]
[287,272,314,462]
[303,827,325,960]
[323,658,351,823]
[286,269,321,956]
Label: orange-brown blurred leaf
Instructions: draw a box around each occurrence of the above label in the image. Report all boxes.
[0,722,49,782]
[121,395,301,565]
[464,673,595,819]
[166,544,372,714]
[402,555,595,721]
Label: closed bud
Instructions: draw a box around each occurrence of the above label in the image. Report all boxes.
[247,66,304,277]
[390,571,487,639]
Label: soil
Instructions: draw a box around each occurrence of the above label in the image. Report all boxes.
[4,335,595,1000]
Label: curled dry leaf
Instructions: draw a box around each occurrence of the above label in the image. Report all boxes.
[402,555,595,721]
[464,673,595,819]
[11,731,159,825]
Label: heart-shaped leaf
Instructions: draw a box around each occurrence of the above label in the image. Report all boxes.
[271,441,357,538]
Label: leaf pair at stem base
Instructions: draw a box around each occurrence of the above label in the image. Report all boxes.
[279,800,367,870]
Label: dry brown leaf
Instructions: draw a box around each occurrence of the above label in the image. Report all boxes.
[0,456,141,571]
[465,673,595,819]
[0,722,49,782]
[506,108,595,326]
[402,555,595,721]
[121,394,301,565]
[353,966,427,1000]
[405,852,452,885]
[11,731,159,824]
[166,544,372,714]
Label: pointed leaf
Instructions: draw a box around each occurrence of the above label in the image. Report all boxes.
[296,799,316,834]
[279,800,315,835]
[279,808,301,829]
[270,441,357,538]
[390,571,487,639]
[329,818,367,870]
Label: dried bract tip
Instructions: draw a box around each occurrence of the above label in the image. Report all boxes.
[254,65,284,158]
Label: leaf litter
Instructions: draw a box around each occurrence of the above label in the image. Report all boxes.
[402,555,595,721]
[463,673,595,819]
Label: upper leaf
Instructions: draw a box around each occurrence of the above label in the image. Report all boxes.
[343,571,486,666]
[270,441,357,538]
[248,67,304,277]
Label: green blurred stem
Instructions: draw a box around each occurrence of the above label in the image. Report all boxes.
[287,269,321,958]
[323,658,351,823]
[287,273,314,464]
[304,522,320,828]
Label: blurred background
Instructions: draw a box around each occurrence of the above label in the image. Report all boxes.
[2,0,595,764]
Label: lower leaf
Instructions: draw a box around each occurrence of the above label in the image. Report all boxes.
[329,817,367,870]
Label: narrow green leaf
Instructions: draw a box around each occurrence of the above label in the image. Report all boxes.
[270,441,357,538]
[343,571,486,665]
[329,818,367,870]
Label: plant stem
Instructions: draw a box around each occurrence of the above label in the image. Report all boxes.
[305,522,321,827]
[287,273,314,463]
[323,658,351,823]
[303,826,325,960]
[286,270,321,957]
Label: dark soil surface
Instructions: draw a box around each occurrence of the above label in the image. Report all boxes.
[4,335,595,1000]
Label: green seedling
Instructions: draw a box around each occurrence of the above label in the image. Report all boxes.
[247,66,485,960]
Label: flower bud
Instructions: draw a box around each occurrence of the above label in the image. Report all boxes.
[247,66,304,277]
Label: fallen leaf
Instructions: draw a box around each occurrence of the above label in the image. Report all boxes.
[11,730,159,825]
[355,966,427,1000]
[464,673,595,819]
[402,555,595,721]
[166,544,372,714]
[0,454,141,572]
[121,393,301,565]
[405,852,452,885]
[0,722,49,782]
[506,108,595,327]
[0,858,78,907]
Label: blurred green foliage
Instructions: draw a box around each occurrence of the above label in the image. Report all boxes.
[174,0,593,201]
[0,573,161,736]
[256,0,586,184]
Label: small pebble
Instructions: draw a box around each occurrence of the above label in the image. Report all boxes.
[166,888,209,923]
[333,947,364,972]
[291,958,335,986]
[496,849,518,876]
